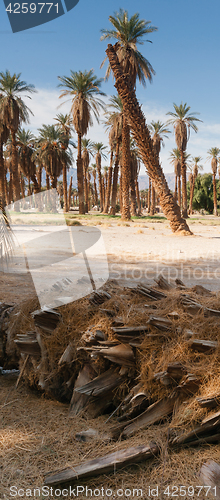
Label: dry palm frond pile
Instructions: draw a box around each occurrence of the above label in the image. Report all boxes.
[1,276,220,455]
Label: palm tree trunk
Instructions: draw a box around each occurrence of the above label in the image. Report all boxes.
[4,166,9,206]
[104,151,113,214]
[121,118,131,220]
[11,129,20,211]
[148,179,151,213]
[96,154,103,212]
[68,176,72,210]
[106,43,191,234]
[178,175,181,208]
[9,171,13,204]
[0,142,5,208]
[135,178,142,215]
[84,166,88,213]
[110,140,120,215]
[77,133,85,214]
[213,173,218,216]
[189,176,195,215]
[102,176,105,209]
[180,150,188,218]
[63,162,68,212]
[150,185,155,216]
[37,165,42,192]
[174,175,178,202]
[45,174,49,191]
[20,173,25,200]
[93,178,98,206]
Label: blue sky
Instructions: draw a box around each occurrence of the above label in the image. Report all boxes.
[0,0,220,174]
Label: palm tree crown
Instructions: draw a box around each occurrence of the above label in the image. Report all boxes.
[166,102,201,151]
[148,120,170,156]
[101,9,157,87]
[58,70,106,136]
[0,70,36,130]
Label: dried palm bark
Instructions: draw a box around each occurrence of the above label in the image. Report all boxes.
[105,44,191,234]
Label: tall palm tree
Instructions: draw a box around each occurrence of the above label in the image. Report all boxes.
[38,125,72,198]
[91,164,98,207]
[104,94,123,215]
[105,43,191,233]
[167,102,201,218]
[16,129,39,194]
[58,70,106,214]
[0,71,36,211]
[54,113,74,213]
[148,120,170,214]
[207,148,220,216]
[188,156,203,215]
[92,142,107,211]
[169,148,182,208]
[101,9,157,220]
[82,138,94,213]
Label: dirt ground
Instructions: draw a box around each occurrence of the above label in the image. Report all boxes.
[1,215,220,499]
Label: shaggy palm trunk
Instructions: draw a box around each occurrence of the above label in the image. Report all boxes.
[104,151,113,214]
[106,44,191,234]
[110,140,120,215]
[96,155,103,211]
[93,178,98,206]
[11,129,20,211]
[213,173,218,216]
[77,133,85,214]
[189,176,196,215]
[121,118,131,220]
[180,150,188,218]
[150,185,155,216]
[9,172,13,204]
[4,167,9,206]
[148,179,151,213]
[119,169,123,213]
[84,166,88,213]
[20,173,25,200]
[0,142,5,209]
[102,177,105,208]
[174,175,178,202]
[68,176,72,211]
[63,163,68,212]
[178,175,181,208]
[46,174,50,191]
[135,179,142,215]
[37,166,42,192]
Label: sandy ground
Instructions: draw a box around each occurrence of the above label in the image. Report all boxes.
[1,214,220,303]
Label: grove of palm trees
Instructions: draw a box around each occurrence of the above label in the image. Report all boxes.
[2,7,220,499]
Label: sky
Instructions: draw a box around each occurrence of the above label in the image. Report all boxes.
[0,0,220,174]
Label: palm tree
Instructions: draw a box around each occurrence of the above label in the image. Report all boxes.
[207,148,220,216]
[101,9,157,220]
[54,113,74,213]
[130,139,140,216]
[82,138,94,213]
[0,71,36,211]
[188,156,203,214]
[169,148,182,208]
[91,164,98,207]
[92,142,107,211]
[148,120,170,214]
[105,43,191,233]
[167,102,201,218]
[16,129,40,194]
[58,70,106,214]
[104,94,123,215]
[38,125,72,205]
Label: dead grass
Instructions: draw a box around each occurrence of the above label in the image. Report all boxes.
[3,283,220,497]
